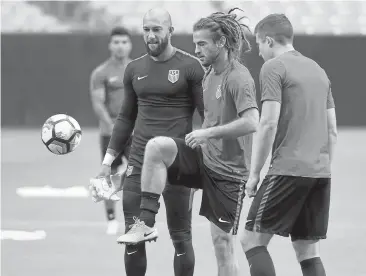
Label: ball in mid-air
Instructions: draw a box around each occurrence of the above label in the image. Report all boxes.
[41,114,82,155]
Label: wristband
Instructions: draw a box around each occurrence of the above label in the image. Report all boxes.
[102,153,115,166]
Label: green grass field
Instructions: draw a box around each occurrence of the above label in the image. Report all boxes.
[1,128,365,276]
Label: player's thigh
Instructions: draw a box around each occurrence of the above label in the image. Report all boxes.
[122,173,142,231]
[291,178,331,242]
[199,167,245,235]
[167,138,202,189]
[114,136,133,172]
[144,136,178,167]
[163,183,193,242]
[244,175,316,238]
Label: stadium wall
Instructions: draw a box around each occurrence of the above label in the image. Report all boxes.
[1,34,365,127]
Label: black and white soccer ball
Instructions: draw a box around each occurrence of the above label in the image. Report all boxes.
[41,114,82,155]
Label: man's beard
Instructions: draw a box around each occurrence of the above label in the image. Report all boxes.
[204,48,221,67]
[146,35,169,57]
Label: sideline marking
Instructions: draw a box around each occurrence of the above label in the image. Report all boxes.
[16,185,89,198]
[1,230,46,241]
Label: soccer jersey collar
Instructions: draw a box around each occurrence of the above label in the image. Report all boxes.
[148,48,177,63]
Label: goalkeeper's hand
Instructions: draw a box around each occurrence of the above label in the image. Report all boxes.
[89,164,120,202]
[111,155,128,194]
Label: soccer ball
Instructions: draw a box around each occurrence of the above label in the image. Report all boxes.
[41,114,82,155]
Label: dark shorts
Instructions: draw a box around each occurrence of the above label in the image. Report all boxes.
[100,135,132,173]
[167,138,246,235]
[123,166,193,243]
[245,175,331,241]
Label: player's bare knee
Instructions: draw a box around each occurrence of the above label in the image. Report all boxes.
[212,231,235,264]
[240,230,254,252]
[240,230,272,252]
[145,137,178,167]
[292,239,320,262]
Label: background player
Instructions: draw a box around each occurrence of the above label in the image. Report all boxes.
[240,14,337,276]
[97,8,205,276]
[117,10,259,276]
[89,27,132,235]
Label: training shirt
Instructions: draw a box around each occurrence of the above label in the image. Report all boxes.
[261,50,335,178]
[108,49,205,168]
[90,58,130,135]
[202,60,258,180]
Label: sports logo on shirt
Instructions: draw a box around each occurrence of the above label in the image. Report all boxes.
[216,85,222,99]
[108,76,119,83]
[126,165,133,177]
[168,70,179,83]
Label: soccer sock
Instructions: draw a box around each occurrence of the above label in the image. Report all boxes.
[245,246,276,276]
[106,209,115,221]
[140,191,161,227]
[104,200,115,221]
[300,257,326,276]
[124,243,147,276]
[173,240,195,276]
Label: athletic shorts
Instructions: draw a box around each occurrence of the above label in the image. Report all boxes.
[123,165,193,243]
[100,135,132,173]
[245,175,331,241]
[167,138,246,235]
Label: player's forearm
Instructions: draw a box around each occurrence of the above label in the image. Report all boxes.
[250,122,277,175]
[207,113,258,139]
[328,131,337,164]
[92,103,114,126]
[197,110,204,124]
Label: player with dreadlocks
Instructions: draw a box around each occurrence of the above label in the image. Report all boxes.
[117,9,259,276]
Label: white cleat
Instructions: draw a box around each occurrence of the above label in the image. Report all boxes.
[106,219,119,235]
[116,217,158,245]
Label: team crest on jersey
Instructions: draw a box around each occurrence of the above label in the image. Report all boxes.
[168,70,179,83]
[108,76,119,83]
[216,85,222,99]
[126,165,133,177]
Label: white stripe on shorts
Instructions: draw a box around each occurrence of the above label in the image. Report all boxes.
[253,176,276,232]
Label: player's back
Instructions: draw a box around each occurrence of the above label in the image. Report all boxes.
[265,50,333,178]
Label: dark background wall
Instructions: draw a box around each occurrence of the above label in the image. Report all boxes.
[1,34,365,127]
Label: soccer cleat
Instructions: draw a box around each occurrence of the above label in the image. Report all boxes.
[106,219,119,235]
[89,177,120,202]
[116,217,158,245]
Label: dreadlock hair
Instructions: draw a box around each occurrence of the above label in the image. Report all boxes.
[193,8,252,62]
[194,8,252,91]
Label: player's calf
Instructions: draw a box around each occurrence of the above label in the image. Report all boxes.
[173,240,195,276]
[240,230,275,276]
[210,223,239,276]
[124,243,147,276]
